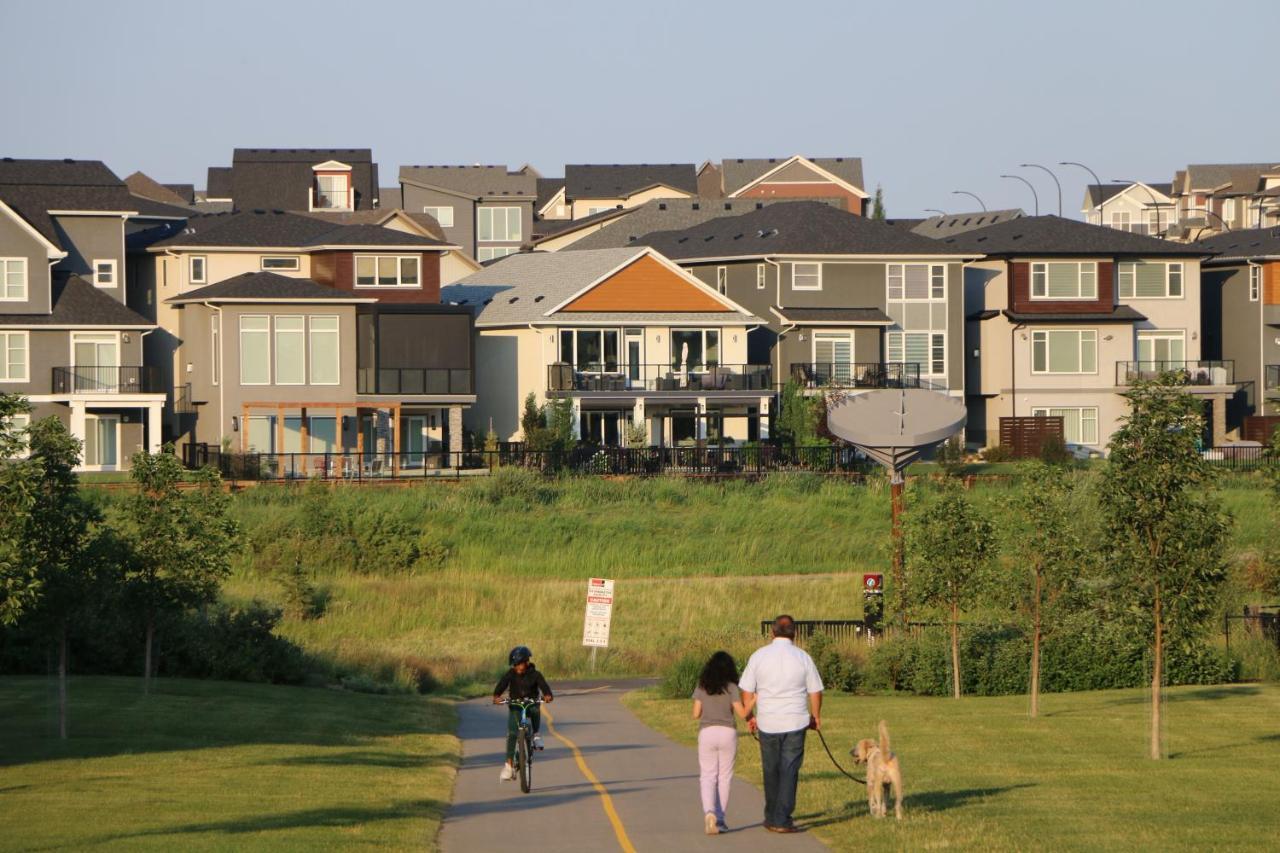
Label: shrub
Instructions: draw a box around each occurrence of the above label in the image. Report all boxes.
[1038,434,1072,465]
[982,444,1015,463]
[805,632,863,693]
[279,558,326,620]
[482,467,555,506]
[936,436,967,478]
[661,653,704,698]
[166,602,310,685]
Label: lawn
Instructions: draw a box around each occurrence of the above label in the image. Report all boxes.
[0,676,459,852]
[625,683,1280,851]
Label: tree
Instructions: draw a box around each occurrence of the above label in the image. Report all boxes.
[871,185,886,220]
[999,461,1090,716]
[776,379,825,450]
[520,393,546,450]
[0,394,40,626]
[1098,376,1231,759]
[120,447,240,693]
[544,397,575,451]
[904,483,998,698]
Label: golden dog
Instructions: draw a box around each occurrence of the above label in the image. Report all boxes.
[850,720,903,820]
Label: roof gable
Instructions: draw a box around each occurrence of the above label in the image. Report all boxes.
[558,253,733,314]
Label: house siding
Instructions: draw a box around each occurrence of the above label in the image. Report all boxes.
[401,185,476,257]
[312,250,442,303]
[51,215,126,304]
[1009,260,1116,314]
[0,210,52,314]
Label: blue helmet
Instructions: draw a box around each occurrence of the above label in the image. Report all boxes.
[509,646,533,666]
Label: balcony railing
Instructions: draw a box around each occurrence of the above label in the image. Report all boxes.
[357,367,473,395]
[52,366,161,394]
[790,362,922,390]
[1115,360,1234,387]
[309,185,354,211]
[547,363,772,394]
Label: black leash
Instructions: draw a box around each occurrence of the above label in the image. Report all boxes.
[749,726,865,785]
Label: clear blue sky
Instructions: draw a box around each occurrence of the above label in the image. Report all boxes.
[2,0,1274,218]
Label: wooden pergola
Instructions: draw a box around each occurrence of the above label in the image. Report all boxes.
[241,401,404,476]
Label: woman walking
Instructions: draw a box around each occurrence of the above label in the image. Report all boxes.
[692,651,747,835]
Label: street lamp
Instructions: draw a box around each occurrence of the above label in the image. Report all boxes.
[950,190,987,212]
[1001,174,1039,216]
[1113,179,1171,238]
[1021,163,1062,216]
[924,208,947,216]
[1181,207,1232,236]
[1060,161,1104,223]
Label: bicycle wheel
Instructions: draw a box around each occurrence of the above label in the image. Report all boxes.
[517,727,532,793]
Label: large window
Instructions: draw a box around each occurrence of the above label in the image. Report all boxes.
[261,256,300,271]
[1031,329,1097,374]
[1137,330,1186,366]
[1031,407,1099,446]
[1250,266,1261,301]
[274,315,306,385]
[1031,262,1097,299]
[239,315,270,385]
[1,258,26,300]
[1109,211,1132,232]
[423,206,454,228]
[478,206,522,242]
[887,331,945,377]
[670,329,719,369]
[1118,261,1183,299]
[0,331,28,382]
[792,263,822,291]
[559,328,620,371]
[887,264,946,300]
[314,173,350,209]
[478,246,519,262]
[355,255,420,288]
[309,316,340,384]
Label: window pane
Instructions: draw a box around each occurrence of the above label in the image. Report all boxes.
[1032,334,1046,373]
[400,256,419,285]
[559,329,573,362]
[904,332,929,368]
[356,257,375,285]
[671,330,702,368]
[1046,263,1079,298]
[247,416,274,452]
[887,332,903,363]
[1168,263,1183,296]
[1079,264,1096,298]
[1046,331,1080,372]
[930,266,945,298]
[1119,263,1135,298]
[309,417,337,453]
[274,316,305,384]
[377,256,397,285]
[240,316,270,384]
[603,330,619,371]
[262,257,299,270]
[1135,262,1165,297]
[1081,409,1098,444]
[887,265,903,300]
[904,265,928,299]
[931,333,945,375]
[577,329,602,368]
[310,316,340,384]
[1080,331,1096,373]
[705,330,719,365]
[508,207,522,241]
[478,209,493,241]
[1032,264,1046,297]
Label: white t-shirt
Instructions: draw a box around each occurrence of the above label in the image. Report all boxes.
[738,638,824,734]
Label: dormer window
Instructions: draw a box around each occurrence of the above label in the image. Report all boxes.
[310,160,353,211]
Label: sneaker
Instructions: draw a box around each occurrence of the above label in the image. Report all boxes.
[499,763,515,782]
[717,820,729,833]
[532,735,544,751]
[704,813,718,835]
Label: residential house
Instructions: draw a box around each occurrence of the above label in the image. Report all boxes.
[536,177,568,221]
[200,148,381,212]
[398,165,537,261]
[1169,163,1280,236]
[705,156,868,214]
[443,248,768,446]
[1081,182,1174,236]
[561,164,698,220]
[941,216,1227,451]
[0,158,170,470]
[904,209,1025,238]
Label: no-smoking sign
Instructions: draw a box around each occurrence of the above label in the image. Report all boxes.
[862,573,883,594]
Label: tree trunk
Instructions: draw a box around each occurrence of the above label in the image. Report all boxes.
[1030,569,1042,718]
[144,617,154,695]
[950,600,961,699]
[58,621,68,740]
[1150,586,1163,760]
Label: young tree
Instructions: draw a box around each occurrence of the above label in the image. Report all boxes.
[520,393,547,450]
[121,447,240,693]
[776,379,825,450]
[871,185,886,220]
[544,397,576,451]
[905,483,998,698]
[0,394,40,626]
[1099,376,1231,759]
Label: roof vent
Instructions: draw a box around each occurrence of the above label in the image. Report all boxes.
[484,298,492,305]
[508,296,519,304]
[724,203,732,210]
[63,158,74,164]
[253,209,265,214]
[756,202,763,210]
[677,237,689,244]
[757,228,779,239]
[692,203,700,210]
[658,203,667,211]
[273,209,284,215]
[534,295,544,302]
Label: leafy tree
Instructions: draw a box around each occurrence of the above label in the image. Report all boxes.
[624,418,649,449]
[905,483,998,698]
[1098,376,1231,759]
[0,394,40,626]
[121,447,240,693]
[1250,428,1280,597]
[871,185,886,220]
[544,397,576,451]
[776,379,826,450]
[520,393,546,450]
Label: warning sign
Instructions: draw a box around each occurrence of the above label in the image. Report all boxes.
[862,573,883,595]
[582,577,614,648]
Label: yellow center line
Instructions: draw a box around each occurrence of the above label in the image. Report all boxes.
[542,705,637,853]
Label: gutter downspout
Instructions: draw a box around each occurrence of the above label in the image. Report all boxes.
[765,257,784,385]
[204,301,225,450]
[1247,260,1265,415]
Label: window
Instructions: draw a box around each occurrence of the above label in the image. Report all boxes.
[1223,198,1236,225]
[792,263,822,291]
[314,173,350,209]
[887,331,946,377]
[260,256,300,271]
[931,265,946,299]
[93,259,116,287]
[756,264,766,290]
[813,332,853,382]
[1137,330,1186,367]
[716,266,727,295]
[0,331,28,382]
[1031,329,1097,374]
[309,316,340,385]
[423,206,454,228]
[355,255,420,287]
[1031,262,1097,300]
[670,329,720,369]
[1118,262,1184,299]
[0,258,26,300]
[559,328,620,371]
[1250,266,1261,301]
[190,256,207,284]
[239,315,270,385]
[211,316,219,386]
[887,264,946,300]
[274,315,305,385]
[477,206,522,242]
[1110,211,1132,232]
[1031,407,1099,446]
[586,206,612,217]
[478,246,519,262]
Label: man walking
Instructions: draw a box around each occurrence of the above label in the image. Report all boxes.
[739,614,824,833]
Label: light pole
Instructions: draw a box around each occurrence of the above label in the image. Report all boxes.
[1113,179,1170,238]
[1021,163,1062,216]
[951,190,987,212]
[1181,207,1232,237]
[1060,161,1104,223]
[924,208,947,216]
[1001,174,1039,216]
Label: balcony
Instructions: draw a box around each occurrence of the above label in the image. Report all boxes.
[790,362,922,390]
[358,367,473,396]
[1115,360,1234,387]
[52,366,161,395]
[309,185,354,211]
[547,363,772,394]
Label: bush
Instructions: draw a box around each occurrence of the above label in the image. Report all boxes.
[660,653,704,698]
[1038,435,1072,465]
[805,632,863,693]
[982,444,1016,463]
[165,602,310,685]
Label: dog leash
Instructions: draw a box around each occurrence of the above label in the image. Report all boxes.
[748,725,865,785]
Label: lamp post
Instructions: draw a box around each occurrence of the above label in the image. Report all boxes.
[951,190,987,212]
[924,208,947,217]
[1021,163,1062,216]
[1001,174,1039,216]
[1060,161,1104,223]
[1181,206,1232,237]
[1113,179,1170,238]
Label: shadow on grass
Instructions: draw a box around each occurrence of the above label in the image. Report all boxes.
[1103,685,1261,706]
[260,749,455,769]
[909,783,1035,813]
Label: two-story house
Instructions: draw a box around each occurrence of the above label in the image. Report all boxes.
[398,165,537,262]
[1169,163,1280,237]
[703,156,869,215]
[944,216,1226,451]
[633,202,975,401]
[556,164,699,221]
[1082,182,1174,236]
[0,158,169,470]
[144,210,475,465]
[444,247,768,446]
[200,148,381,212]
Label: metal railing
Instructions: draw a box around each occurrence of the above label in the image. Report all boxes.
[1115,360,1234,386]
[52,365,161,394]
[357,367,473,395]
[790,362,921,390]
[1201,445,1268,471]
[174,383,196,415]
[547,363,772,394]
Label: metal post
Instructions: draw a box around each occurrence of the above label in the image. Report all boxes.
[589,646,598,674]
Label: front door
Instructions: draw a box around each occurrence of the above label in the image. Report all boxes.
[72,334,120,392]
[84,414,119,468]
[402,415,427,467]
[624,328,644,388]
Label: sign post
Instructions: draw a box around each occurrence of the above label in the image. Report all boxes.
[582,577,614,672]
[862,572,884,631]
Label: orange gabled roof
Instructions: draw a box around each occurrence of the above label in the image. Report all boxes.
[560,253,729,313]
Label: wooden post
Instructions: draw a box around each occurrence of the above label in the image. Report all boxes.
[300,407,309,476]
[241,404,248,452]
[335,406,343,479]
[392,403,402,478]
[891,470,906,625]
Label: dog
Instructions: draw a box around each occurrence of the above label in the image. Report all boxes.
[850,720,903,820]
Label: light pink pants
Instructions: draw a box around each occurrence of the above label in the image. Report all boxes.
[697,725,737,821]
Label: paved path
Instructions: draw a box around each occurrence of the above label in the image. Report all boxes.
[440,681,825,852]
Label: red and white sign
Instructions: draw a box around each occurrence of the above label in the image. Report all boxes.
[582,577,615,648]
[862,573,883,594]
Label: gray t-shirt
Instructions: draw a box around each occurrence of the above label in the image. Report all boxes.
[692,683,741,729]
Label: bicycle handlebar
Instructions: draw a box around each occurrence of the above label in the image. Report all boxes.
[500,698,543,706]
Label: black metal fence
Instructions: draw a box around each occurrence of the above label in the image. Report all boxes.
[759,619,874,643]
[790,362,921,390]
[1202,445,1268,471]
[547,363,772,394]
[52,365,161,394]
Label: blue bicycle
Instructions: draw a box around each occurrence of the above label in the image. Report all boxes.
[502,698,541,793]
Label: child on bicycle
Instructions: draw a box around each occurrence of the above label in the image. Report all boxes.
[492,645,554,782]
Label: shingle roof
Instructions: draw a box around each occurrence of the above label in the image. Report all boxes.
[536,177,565,211]
[720,157,865,195]
[0,274,152,327]
[124,171,189,207]
[910,209,1025,238]
[163,184,195,204]
[168,271,373,303]
[205,166,232,199]
[1197,226,1280,262]
[399,165,537,199]
[1084,183,1172,206]
[1183,163,1280,194]
[298,208,445,241]
[0,158,137,247]
[932,215,1206,257]
[565,164,698,199]
[218,148,379,211]
[633,201,970,260]
[561,198,838,251]
[771,306,892,325]
[149,209,447,249]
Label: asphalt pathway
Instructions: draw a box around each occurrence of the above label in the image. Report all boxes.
[440,681,826,852]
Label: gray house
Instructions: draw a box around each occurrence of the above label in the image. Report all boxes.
[199,148,381,212]
[399,165,537,261]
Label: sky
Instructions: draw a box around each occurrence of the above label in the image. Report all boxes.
[2,0,1276,218]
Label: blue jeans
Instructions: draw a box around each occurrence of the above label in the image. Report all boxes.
[758,727,806,828]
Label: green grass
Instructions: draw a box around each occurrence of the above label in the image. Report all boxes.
[0,676,459,852]
[625,683,1280,851]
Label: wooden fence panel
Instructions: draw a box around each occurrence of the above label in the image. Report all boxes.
[1243,415,1280,444]
[999,416,1065,459]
